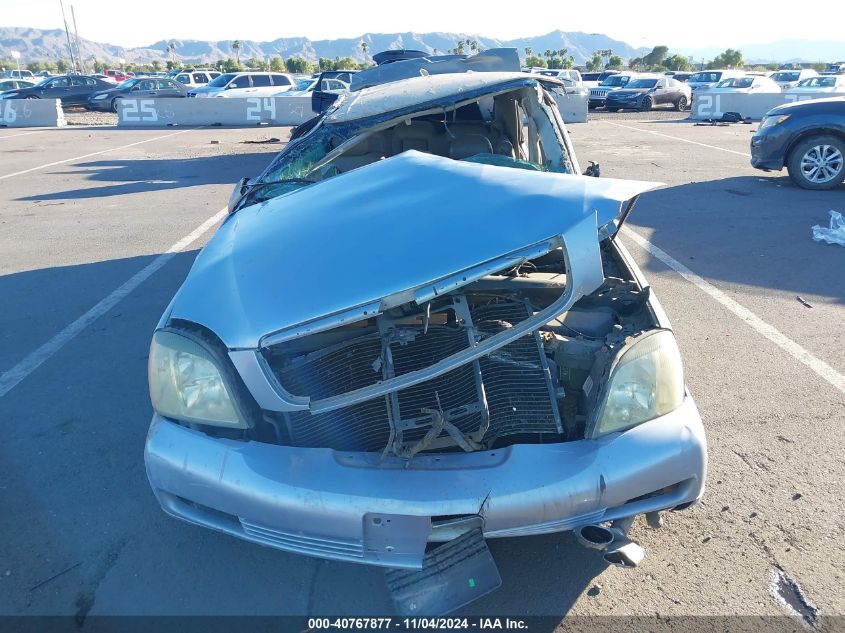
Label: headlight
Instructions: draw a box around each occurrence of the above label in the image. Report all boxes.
[92,93,109,100]
[148,330,246,428]
[759,114,790,129]
[590,330,685,437]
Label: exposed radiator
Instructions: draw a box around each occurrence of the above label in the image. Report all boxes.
[264,299,561,453]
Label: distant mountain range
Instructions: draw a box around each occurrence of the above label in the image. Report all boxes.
[1,27,841,66]
[0,27,647,65]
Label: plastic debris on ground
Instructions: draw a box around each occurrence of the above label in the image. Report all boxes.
[811,210,845,246]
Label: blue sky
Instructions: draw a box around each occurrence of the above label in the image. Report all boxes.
[4,0,844,49]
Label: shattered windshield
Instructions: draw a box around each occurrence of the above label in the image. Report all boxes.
[238,84,575,210]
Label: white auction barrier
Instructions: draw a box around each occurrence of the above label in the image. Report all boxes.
[0,99,66,127]
[554,92,589,124]
[691,92,838,121]
[117,96,317,127]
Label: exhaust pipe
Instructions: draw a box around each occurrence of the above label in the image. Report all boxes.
[575,524,615,550]
[575,516,646,568]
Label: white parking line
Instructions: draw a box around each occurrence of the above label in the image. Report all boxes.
[0,128,196,181]
[605,121,752,158]
[0,207,228,399]
[0,130,48,140]
[621,227,845,396]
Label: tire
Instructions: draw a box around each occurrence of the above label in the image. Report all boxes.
[786,135,845,190]
[639,96,653,112]
[675,95,689,111]
[111,98,121,113]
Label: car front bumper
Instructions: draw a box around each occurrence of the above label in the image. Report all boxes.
[750,126,791,171]
[605,97,641,110]
[145,395,706,569]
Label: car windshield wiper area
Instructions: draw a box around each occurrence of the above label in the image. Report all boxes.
[236,178,317,210]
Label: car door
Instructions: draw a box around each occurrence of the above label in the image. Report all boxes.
[42,76,71,101]
[68,77,96,104]
[651,79,668,105]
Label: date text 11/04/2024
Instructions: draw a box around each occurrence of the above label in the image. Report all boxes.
[307,618,529,629]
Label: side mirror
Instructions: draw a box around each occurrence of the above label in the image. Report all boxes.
[228,177,251,214]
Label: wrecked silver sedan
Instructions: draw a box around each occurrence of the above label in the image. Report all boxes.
[144,71,706,610]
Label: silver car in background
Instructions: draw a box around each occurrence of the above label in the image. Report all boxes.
[144,69,707,612]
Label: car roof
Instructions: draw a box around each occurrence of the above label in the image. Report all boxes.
[326,71,559,123]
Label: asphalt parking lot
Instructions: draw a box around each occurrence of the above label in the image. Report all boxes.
[1,115,843,625]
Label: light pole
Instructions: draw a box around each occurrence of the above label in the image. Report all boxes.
[11,50,21,76]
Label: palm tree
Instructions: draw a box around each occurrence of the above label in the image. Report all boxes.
[525,46,532,58]
[167,41,177,64]
[360,40,369,59]
[232,40,241,66]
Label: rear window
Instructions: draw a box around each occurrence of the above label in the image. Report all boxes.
[772,71,800,82]
[251,74,272,87]
[192,73,209,83]
[271,74,293,86]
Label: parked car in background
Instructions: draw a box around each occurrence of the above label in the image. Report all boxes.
[588,73,638,109]
[0,78,37,93]
[770,69,818,90]
[104,69,130,83]
[1,69,35,80]
[0,74,115,105]
[92,73,117,83]
[34,70,54,77]
[751,96,845,190]
[605,75,691,112]
[704,75,782,94]
[686,69,745,91]
[822,62,845,75]
[581,70,619,89]
[187,72,296,98]
[669,72,693,83]
[86,77,187,111]
[536,69,582,87]
[145,71,707,592]
[785,75,845,95]
[172,70,222,89]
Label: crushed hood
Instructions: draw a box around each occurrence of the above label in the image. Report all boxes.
[168,152,661,349]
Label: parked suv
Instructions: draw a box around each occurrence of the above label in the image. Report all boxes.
[1,69,35,80]
[173,70,221,88]
[588,73,638,109]
[582,70,620,89]
[751,96,845,190]
[187,72,296,98]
